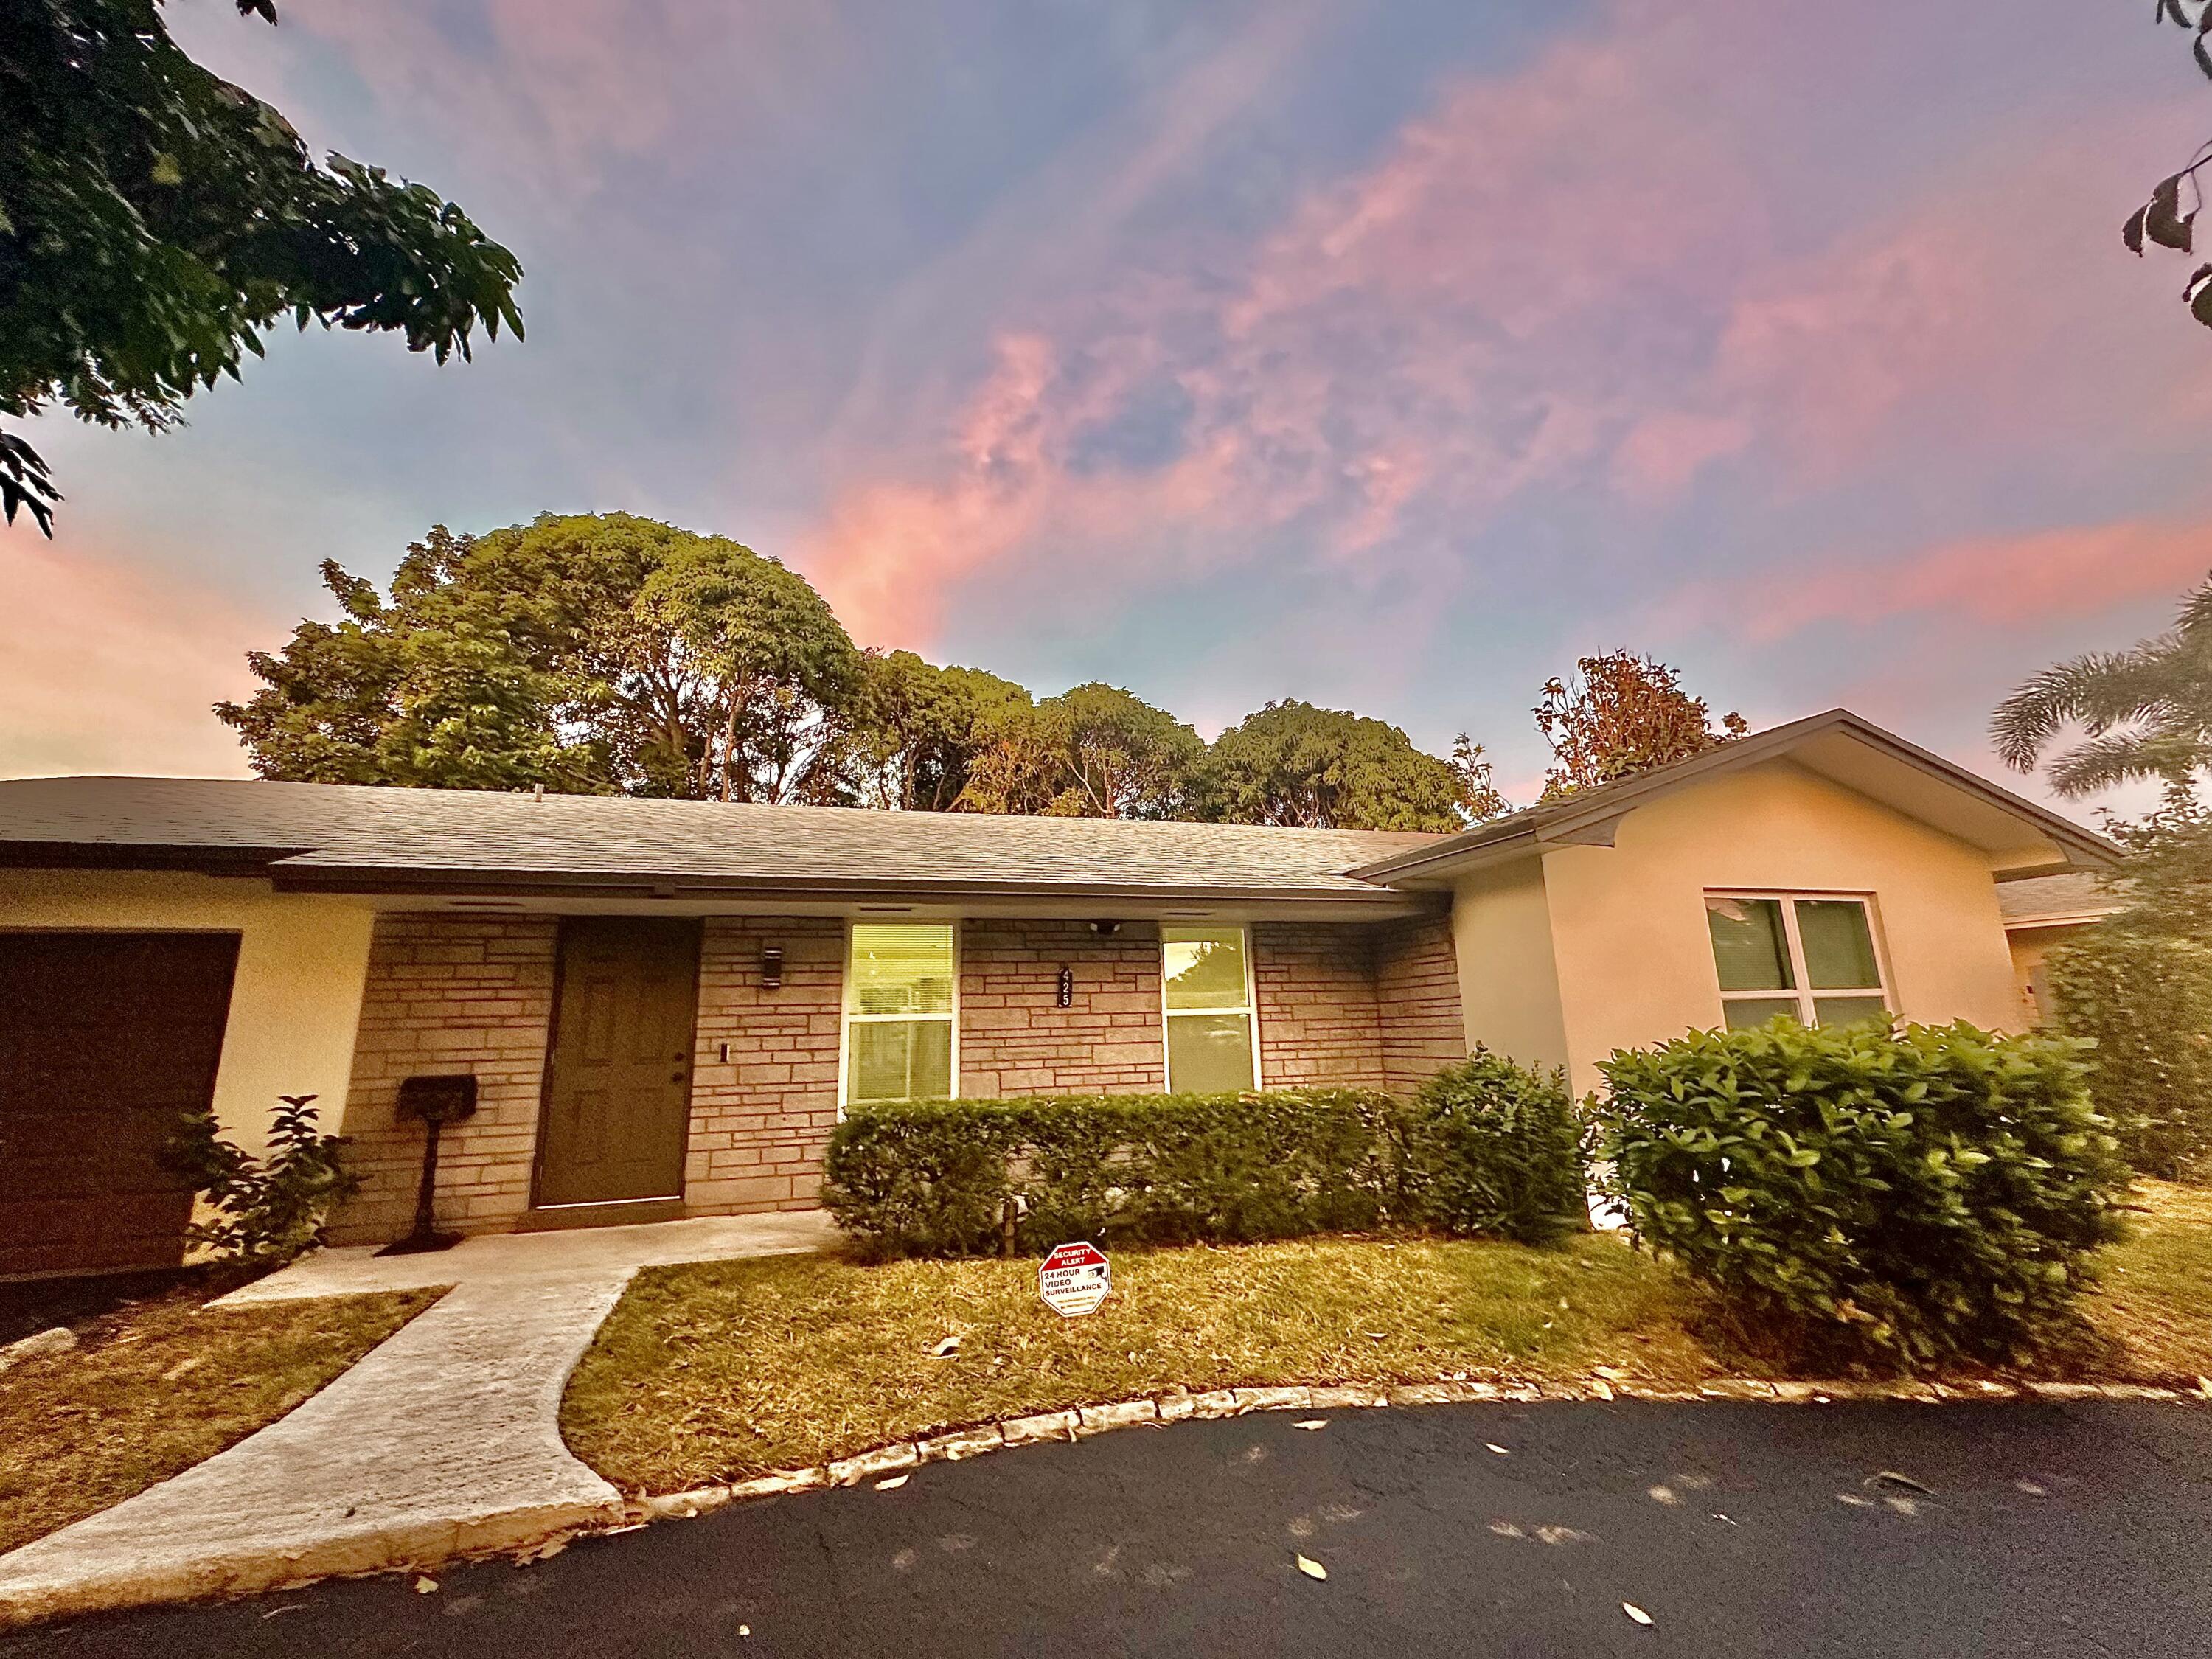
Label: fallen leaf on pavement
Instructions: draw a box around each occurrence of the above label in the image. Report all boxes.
[1485,1443,1512,1456]
[1591,1380,1615,1401]
[877,1474,910,1491]
[1872,1470,1934,1495]
[413,1577,438,1595]
[1624,1602,1653,1626]
[1293,1419,1329,1431]
[1295,1554,1328,1580]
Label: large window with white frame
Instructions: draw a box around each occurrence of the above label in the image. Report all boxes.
[844,922,956,1105]
[1704,893,1891,1030]
[1161,924,1260,1092]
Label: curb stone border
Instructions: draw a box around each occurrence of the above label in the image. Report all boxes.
[6,1374,2202,1627]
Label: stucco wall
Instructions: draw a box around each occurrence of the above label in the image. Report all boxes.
[0,870,375,1155]
[1537,760,2023,1095]
[1448,859,1571,1077]
[2007,922,2098,1028]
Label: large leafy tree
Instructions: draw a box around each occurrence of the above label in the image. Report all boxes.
[218,513,865,801]
[1533,651,1747,802]
[852,651,1032,812]
[1,0,524,532]
[1197,700,1509,831]
[2128,3,2212,330]
[957,683,1203,819]
[1993,572,2212,801]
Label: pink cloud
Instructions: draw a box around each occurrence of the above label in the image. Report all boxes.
[0,541,269,779]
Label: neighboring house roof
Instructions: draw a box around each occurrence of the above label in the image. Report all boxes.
[1997,870,2122,930]
[0,775,1447,908]
[1349,709,2118,886]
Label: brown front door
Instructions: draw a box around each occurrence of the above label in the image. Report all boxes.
[534,918,701,1210]
[0,931,241,1279]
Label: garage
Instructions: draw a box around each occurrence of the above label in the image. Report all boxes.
[0,931,240,1280]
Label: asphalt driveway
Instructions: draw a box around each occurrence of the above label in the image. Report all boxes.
[4,1399,2207,1659]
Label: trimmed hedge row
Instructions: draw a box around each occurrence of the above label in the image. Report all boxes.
[1594,1018,2129,1367]
[823,1053,1586,1259]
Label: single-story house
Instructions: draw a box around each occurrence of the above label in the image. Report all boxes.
[1999,870,2122,1026]
[0,708,2115,1279]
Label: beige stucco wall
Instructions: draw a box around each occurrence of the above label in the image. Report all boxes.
[1511,760,2024,1096]
[0,871,377,1155]
[1447,858,1571,1077]
[2007,922,2098,1028]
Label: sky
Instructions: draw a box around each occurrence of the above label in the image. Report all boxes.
[4,0,2208,814]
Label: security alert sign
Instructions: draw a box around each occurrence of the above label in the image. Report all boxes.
[1037,1240,1111,1317]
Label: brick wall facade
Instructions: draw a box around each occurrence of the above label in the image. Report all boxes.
[327,906,1467,1245]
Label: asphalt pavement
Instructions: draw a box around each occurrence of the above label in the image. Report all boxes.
[4,1399,2206,1659]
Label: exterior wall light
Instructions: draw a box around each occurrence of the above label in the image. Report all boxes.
[762,943,784,990]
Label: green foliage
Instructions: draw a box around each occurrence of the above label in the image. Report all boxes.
[1534,651,1747,803]
[1399,1049,1587,1243]
[2130,4,2212,330]
[1195,700,1504,831]
[956,682,1204,818]
[1595,1020,2129,1368]
[1994,574,2212,799]
[824,1074,1590,1260]
[854,651,1032,811]
[167,1093,361,1266]
[2041,804,2212,1180]
[1,0,523,532]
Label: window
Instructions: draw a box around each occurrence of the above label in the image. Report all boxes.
[844,923,956,1105]
[1161,924,1259,1092]
[1704,894,1890,1030]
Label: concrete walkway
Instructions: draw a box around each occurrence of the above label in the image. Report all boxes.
[0,1210,839,1625]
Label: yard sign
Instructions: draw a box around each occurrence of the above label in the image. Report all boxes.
[1038,1240,1111,1317]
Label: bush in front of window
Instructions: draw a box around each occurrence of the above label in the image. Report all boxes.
[1593,1019,2129,1369]
[824,1085,1567,1259]
[1397,1048,1588,1245]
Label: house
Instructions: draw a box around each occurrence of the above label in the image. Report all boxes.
[1998,871,2121,1026]
[0,709,2114,1279]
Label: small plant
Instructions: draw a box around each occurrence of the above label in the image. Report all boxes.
[1398,1048,1587,1243]
[169,1094,361,1267]
[1593,1020,2129,1369]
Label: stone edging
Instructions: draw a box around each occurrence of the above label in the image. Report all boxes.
[617,1374,2212,1525]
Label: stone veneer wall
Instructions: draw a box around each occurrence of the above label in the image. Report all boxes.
[327,914,560,1245]
[958,919,1167,1096]
[1249,922,1387,1089]
[1372,913,1467,1093]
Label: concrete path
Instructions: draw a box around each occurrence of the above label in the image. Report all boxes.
[10,1399,2208,1658]
[0,1210,839,1625]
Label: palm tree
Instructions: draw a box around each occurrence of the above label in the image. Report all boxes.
[1993,573,2212,799]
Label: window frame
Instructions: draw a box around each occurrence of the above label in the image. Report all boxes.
[1158,922,1264,1093]
[1703,890,1892,1030]
[838,919,960,1113]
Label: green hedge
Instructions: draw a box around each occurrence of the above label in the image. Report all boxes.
[1403,1051,1587,1244]
[824,1064,1586,1259]
[1593,1019,2129,1368]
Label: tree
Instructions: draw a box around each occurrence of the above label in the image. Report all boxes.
[1992,571,2212,800]
[1,0,524,533]
[1197,700,1508,831]
[1533,651,1747,802]
[852,651,1032,811]
[2126,4,2212,332]
[2045,803,2212,1180]
[956,683,1203,819]
[217,513,865,801]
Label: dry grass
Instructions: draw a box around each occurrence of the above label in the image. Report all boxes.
[563,1231,1714,1492]
[565,1181,2212,1496]
[0,1285,438,1555]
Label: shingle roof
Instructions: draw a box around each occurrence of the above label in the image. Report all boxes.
[1997,871,2121,925]
[0,776,1445,904]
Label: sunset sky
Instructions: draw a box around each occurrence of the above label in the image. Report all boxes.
[4,0,2206,815]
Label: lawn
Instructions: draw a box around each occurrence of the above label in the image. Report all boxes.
[563,1182,2212,1495]
[0,1283,439,1556]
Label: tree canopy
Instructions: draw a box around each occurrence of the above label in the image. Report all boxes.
[1197,700,1506,832]
[1994,571,2212,801]
[1,0,523,532]
[1533,651,1747,802]
[2126,4,2212,331]
[956,683,1204,819]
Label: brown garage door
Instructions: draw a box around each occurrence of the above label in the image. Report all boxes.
[0,931,241,1280]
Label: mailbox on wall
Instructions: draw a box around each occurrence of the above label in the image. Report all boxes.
[375,1074,479,1257]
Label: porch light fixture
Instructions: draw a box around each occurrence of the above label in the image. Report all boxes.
[1088,919,1122,936]
[1057,965,1074,1008]
[762,943,785,990]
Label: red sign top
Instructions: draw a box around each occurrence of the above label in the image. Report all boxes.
[1041,1241,1107,1271]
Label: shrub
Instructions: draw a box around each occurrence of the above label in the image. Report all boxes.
[824,1079,1582,1260]
[1398,1048,1587,1243]
[168,1093,361,1266]
[1594,1020,2129,1368]
[2048,928,2212,1182]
